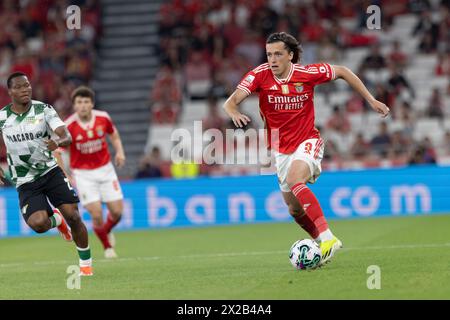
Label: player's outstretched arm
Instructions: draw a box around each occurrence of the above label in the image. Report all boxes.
[109,128,126,168]
[333,65,390,118]
[223,89,252,128]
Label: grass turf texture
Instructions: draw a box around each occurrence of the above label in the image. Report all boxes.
[1,214,450,299]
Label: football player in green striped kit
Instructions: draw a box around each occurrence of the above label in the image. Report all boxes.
[0,72,93,276]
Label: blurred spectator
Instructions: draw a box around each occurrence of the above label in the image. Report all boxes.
[345,91,365,113]
[412,10,438,38]
[184,50,212,99]
[326,105,351,134]
[360,44,387,71]
[371,122,392,157]
[150,64,182,105]
[202,95,226,131]
[323,138,340,161]
[408,138,437,164]
[413,10,439,53]
[316,35,340,64]
[135,147,163,179]
[208,70,232,99]
[10,50,37,81]
[388,40,408,68]
[388,131,409,159]
[374,83,391,107]
[250,3,279,37]
[350,133,370,160]
[151,96,180,125]
[219,57,250,91]
[435,53,450,76]
[234,31,264,68]
[298,9,326,43]
[387,66,414,110]
[398,101,416,138]
[150,64,182,124]
[426,87,444,119]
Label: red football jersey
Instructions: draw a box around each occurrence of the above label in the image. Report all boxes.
[237,62,335,154]
[65,110,115,169]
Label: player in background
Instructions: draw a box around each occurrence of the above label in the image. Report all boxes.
[55,86,125,259]
[0,72,93,276]
[223,32,390,265]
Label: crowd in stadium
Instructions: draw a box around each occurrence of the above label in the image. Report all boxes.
[0,0,100,164]
[142,0,450,179]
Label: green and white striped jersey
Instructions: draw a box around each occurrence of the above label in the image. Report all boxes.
[0,100,65,187]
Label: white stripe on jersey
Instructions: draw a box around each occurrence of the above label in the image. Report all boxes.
[293,67,319,74]
[65,109,112,130]
[253,63,269,72]
[237,85,251,95]
[330,64,336,80]
[255,67,270,74]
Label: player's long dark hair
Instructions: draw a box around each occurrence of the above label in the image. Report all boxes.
[266,32,303,63]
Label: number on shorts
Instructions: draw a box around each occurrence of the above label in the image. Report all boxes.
[304,142,313,154]
[64,178,74,191]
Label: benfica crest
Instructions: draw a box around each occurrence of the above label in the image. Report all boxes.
[294,82,304,93]
[96,126,104,137]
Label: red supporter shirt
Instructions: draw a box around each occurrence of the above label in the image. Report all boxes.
[64,110,115,169]
[237,62,335,154]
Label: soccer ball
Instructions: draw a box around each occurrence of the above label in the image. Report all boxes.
[289,239,322,270]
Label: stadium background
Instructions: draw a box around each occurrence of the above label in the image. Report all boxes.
[1,0,450,301]
[1,0,449,236]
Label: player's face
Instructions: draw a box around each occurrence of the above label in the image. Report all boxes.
[8,76,32,105]
[73,96,94,119]
[266,42,293,77]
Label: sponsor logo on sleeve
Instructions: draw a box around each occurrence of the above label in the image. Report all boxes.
[242,74,255,86]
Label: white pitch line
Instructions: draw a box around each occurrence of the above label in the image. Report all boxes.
[1,243,450,269]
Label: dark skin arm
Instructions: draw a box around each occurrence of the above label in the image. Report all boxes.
[0,126,72,185]
[45,126,72,151]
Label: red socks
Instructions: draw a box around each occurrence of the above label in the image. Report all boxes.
[93,213,121,249]
[290,183,329,237]
[93,225,111,249]
[292,213,319,239]
[103,213,120,234]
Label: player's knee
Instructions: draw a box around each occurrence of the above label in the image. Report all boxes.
[285,175,309,189]
[28,215,49,233]
[109,210,122,221]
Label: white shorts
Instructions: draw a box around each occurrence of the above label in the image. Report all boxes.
[274,138,325,192]
[72,162,123,206]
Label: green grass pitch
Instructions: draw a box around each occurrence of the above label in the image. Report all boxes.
[1,214,450,299]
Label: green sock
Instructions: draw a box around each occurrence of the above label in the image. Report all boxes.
[49,215,57,228]
[77,246,91,261]
[49,212,61,228]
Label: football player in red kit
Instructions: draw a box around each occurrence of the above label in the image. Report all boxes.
[223,32,390,265]
[55,86,126,259]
